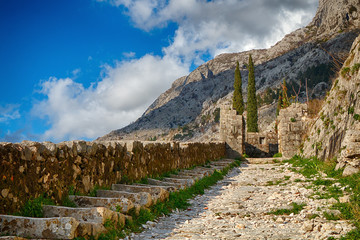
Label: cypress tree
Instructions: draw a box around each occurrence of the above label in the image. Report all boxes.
[247,54,258,132]
[233,61,244,115]
[276,94,282,116]
[281,79,290,108]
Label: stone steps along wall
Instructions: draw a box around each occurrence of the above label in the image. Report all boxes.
[0,140,225,215]
[278,103,309,158]
[0,159,235,239]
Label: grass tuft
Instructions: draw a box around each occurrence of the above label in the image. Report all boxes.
[267,202,306,215]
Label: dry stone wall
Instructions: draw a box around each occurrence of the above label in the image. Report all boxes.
[220,104,245,158]
[278,103,309,158]
[0,140,225,214]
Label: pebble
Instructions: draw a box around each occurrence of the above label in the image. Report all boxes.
[130,162,355,240]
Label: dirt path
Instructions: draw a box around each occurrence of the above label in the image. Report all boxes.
[130,161,354,240]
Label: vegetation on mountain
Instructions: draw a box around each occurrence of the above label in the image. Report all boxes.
[233,61,245,115]
[247,54,258,132]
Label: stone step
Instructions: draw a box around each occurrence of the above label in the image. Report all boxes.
[0,215,79,239]
[96,190,152,208]
[197,166,221,172]
[111,184,169,203]
[134,183,178,193]
[0,237,27,240]
[181,169,212,176]
[169,174,201,181]
[76,221,107,238]
[147,178,185,189]
[161,177,195,187]
[69,195,134,213]
[42,205,125,225]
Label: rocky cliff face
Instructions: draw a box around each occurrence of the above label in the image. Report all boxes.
[99,0,360,142]
[302,34,360,174]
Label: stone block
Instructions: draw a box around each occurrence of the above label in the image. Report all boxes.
[162,177,195,187]
[111,184,169,203]
[69,195,134,213]
[147,178,184,189]
[42,205,125,226]
[96,190,152,208]
[0,215,79,239]
[76,221,107,237]
[342,165,360,176]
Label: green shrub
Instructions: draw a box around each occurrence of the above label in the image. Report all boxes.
[352,63,360,75]
[341,67,351,78]
[213,108,220,123]
[273,153,282,158]
[349,106,355,114]
[354,114,360,121]
[18,195,54,218]
[290,118,296,122]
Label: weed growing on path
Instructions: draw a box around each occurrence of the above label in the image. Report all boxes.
[267,202,306,215]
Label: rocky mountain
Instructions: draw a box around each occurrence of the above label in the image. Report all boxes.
[99,0,360,142]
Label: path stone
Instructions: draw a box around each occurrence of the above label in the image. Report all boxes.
[131,162,355,240]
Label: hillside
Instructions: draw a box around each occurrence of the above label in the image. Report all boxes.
[99,0,360,142]
[302,33,360,174]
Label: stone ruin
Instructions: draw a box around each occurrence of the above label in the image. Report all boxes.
[220,104,245,158]
[278,103,309,158]
[220,103,308,158]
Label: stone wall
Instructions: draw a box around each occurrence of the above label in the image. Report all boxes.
[245,132,278,158]
[0,140,225,214]
[220,104,245,158]
[278,103,309,158]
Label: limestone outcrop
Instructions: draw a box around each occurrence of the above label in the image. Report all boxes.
[302,33,360,172]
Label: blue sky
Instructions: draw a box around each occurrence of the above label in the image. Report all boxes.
[0,0,318,143]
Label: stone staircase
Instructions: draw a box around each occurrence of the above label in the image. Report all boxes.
[0,159,235,239]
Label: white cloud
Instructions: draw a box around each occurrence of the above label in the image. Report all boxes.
[123,51,136,58]
[99,0,318,64]
[0,104,20,123]
[32,54,188,142]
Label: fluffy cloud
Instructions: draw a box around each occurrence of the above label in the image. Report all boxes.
[101,0,318,63]
[0,104,20,123]
[32,55,188,141]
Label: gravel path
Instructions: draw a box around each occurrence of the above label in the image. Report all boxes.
[129,161,355,240]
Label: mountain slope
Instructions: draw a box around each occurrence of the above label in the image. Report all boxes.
[99,0,360,141]
[303,33,360,167]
